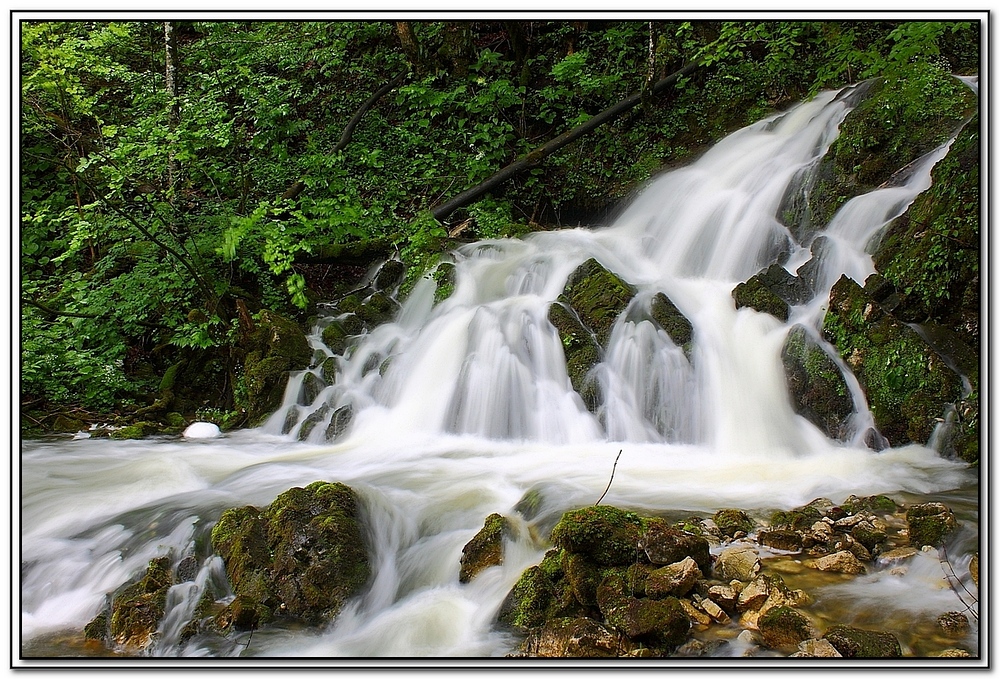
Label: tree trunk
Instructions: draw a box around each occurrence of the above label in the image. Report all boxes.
[163,21,180,200]
[430,61,699,223]
[439,22,474,78]
[396,21,424,75]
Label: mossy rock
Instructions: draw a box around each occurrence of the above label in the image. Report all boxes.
[905,502,958,548]
[253,310,313,367]
[373,260,406,291]
[850,523,888,552]
[781,325,853,440]
[459,513,511,583]
[823,625,902,658]
[52,414,85,433]
[523,616,632,657]
[649,292,693,348]
[713,509,755,538]
[108,557,174,650]
[321,320,352,355]
[550,506,644,567]
[841,494,897,516]
[211,481,370,627]
[83,611,108,641]
[548,302,601,410]
[732,276,789,322]
[356,291,399,327]
[558,258,636,347]
[823,275,962,446]
[758,606,812,649]
[601,594,691,648]
[759,529,803,552]
[639,519,711,574]
[110,421,160,440]
[770,506,822,532]
[497,549,582,631]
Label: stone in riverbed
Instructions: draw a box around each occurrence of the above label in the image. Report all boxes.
[646,557,701,598]
[107,557,174,650]
[791,638,842,658]
[550,505,643,567]
[823,625,902,658]
[757,606,813,649]
[715,546,761,582]
[759,529,803,552]
[640,520,712,574]
[522,617,631,657]
[713,509,755,538]
[937,611,971,637]
[809,550,866,575]
[906,502,958,548]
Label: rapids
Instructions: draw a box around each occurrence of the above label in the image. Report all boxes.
[20,85,978,660]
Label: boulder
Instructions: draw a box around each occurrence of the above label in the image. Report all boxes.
[550,506,643,567]
[937,611,971,637]
[757,606,812,649]
[715,546,761,582]
[548,302,601,410]
[906,502,958,548]
[523,617,631,658]
[649,292,693,348]
[780,325,854,440]
[970,553,979,588]
[823,625,902,658]
[601,595,691,648]
[809,551,866,575]
[822,275,963,446]
[107,557,174,650]
[759,529,803,552]
[791,638,842,658]
[639,520,712,574]
[646,557,701,598]
[732,274,790,321]
[459,513,511,583]
[558,258,636,347]
[713,509,755,538]
[497,550,577,632]
[211,481,369,627]
[240,310,313,426]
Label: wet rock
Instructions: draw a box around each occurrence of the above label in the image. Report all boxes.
[970,553,979,587]
[53,414,85,433]
[215,594,263,632]
[937,611,971,637]
[321,319,352,355]
[373,260,406,292]
[936,648,973,657]
[732,271,790,321]
[841,494,897,517]
[822,275,963,447]
[791,638,842,658]
[497,550,578,632]
[823,625,902,658]
[548,302,601,410]
[780,325,853,440]
[176,555,199,583]
[550,506,643,567]
[759,529,802,553]
[240,310,313,426]
[110,421,160,440]
[707,584,739,613]
[649,292,693,348]
[679,599,712,627]
[713,509,755,538]
[758,606,812,649]
[523,617,631,658]
[326,404,353,440]
[297,405,329,441]
[646,557,701,598]
[715,546,760,582]
[459,513,511,583]
[211,481,370,627]
[850,521,887,552]
[906,502,958,548]
[356,291,399,326]
[640,520,711,574]
[809,550,866,575]
[692,594,730,624]
[558,258,636,347]
[601,595,691,648]
[83,612,108,641]
[736,576,771,612]
[108,557,174,650]
[770,505,822,532]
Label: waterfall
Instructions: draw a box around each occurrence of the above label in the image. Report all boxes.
[20,86,977,659]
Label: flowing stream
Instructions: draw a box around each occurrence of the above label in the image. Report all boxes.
[20,85,978,659]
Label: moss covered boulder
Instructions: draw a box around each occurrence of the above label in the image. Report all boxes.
[459,513,512,583]
[639,520,711,575]
[758,606,813,650]
[905,502,958,548]
[713,509,755,538]
[823,275,962,446]
[550,506,644,567]
[211,481,369,627]
[497,549,582,631]
[558,258,636,346]
[781,325,854,440]
[649,292,693,349]
[548,302,601,410]
[733,264,810,321]
[107,557,174,650]
[521,617,632,658]
[823,625,902,658]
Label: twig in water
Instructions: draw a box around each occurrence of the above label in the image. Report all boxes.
[595,449,623,506]
[242,627,254,654]
[939,545,979,621]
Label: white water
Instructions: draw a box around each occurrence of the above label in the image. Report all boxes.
[20,87,977,659]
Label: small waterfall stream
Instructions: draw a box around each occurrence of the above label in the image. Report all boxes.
[20,84,978,659]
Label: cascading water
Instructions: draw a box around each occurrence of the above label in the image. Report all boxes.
[20,84,978,660]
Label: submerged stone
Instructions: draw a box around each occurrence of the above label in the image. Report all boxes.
[715,546,760,582]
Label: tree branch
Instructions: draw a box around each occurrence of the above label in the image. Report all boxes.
[430,62,699,223]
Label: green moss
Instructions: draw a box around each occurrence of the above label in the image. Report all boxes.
[559,259,635,347]
[781,325,852,439]
[108,557,174,649]
[321,320,351,354]
[497,550,571,631]
[905,502,958,548]
[551,506,644,567]
[83,611,108,641]
[649,292,692,347]
[732,277,789,321]
[823,624,902,658]
[459,513,511,583]
[841,494,897,516]
[713,509,755,537]
[758,606,811,649]
[770,506,821,531]
[110,421,159,440]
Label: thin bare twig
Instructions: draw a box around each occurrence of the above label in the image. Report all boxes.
[595,449,623,506]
